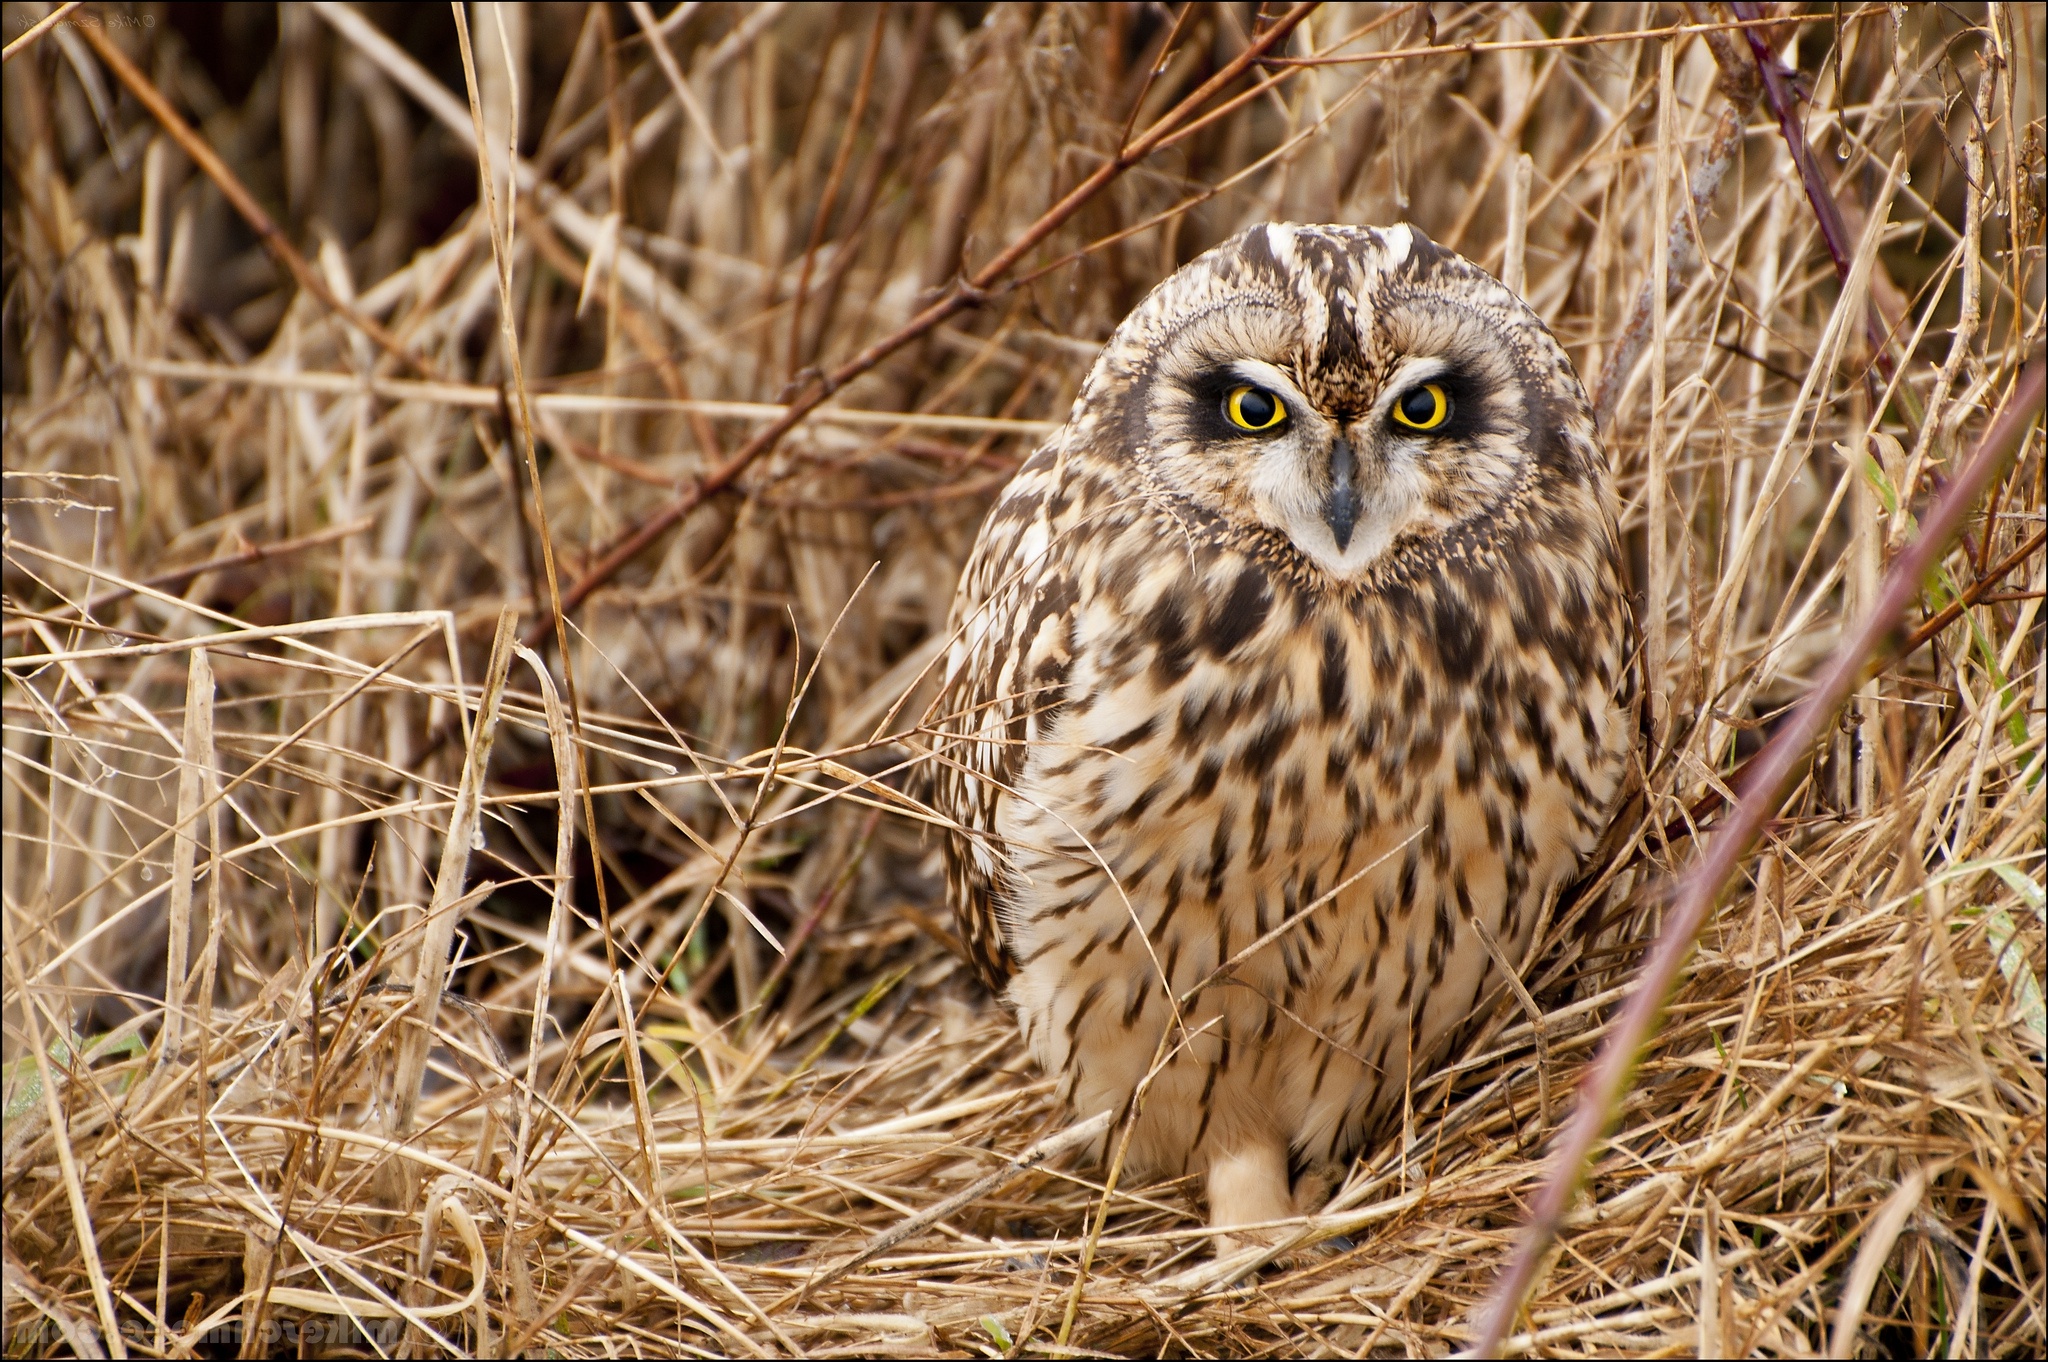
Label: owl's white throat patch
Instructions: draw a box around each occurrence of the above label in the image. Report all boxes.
[1281,490,1419,577]
[1252,444,1426,580]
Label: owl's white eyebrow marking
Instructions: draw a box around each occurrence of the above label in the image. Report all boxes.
[1263,222,1295,267]
[1380,356,1453,404]
[1381,223,1415,266]
[1221,358,1303,398]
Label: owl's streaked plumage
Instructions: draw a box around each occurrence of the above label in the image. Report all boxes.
[930,223,1636,1241]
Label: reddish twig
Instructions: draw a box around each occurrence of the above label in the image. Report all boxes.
[1115,1,1200,154]
[797,4,939,365]
[1729,0,1896,383]
[786,5,886,382]
[0,516,376,639]
[1673,523,2048,836]
[1467,357,2043,1358]
[1730,1,1851,276]
[532,2,1321,646]
[742,804,884,1030]
[1259,11,1841,65]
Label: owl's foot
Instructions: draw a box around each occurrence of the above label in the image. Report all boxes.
[1206,1141,1294,1261]
[1209,1225,1354,1275]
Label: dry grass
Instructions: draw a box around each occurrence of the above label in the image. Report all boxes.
[3,2,2043,1357]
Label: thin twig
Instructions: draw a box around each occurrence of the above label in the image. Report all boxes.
[1468,357,2043,1357]
[0,1,82,64]
[1675,524,2048,837]
[0,516,376,639]
[794,1110,1117,1300]
[534,2,1320,643]
[74,23,439,379]
[1729,0,1896,382]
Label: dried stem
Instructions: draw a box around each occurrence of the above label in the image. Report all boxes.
[539,2,1319,640]
[1470,359,2044,1357]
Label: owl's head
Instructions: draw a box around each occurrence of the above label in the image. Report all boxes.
[1070,222,1600,580]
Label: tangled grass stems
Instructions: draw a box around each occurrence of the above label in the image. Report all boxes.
[3,3,2042,1357]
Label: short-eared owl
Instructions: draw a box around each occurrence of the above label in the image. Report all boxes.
[932,223,1636,1242]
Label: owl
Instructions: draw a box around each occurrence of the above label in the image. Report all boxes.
[930,223,1636,1246]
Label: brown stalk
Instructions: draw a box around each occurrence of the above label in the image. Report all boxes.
[743,803,881,1024]
[73,22,439,380]
[1469,357,2043,1356]
[1728,0,1898,382]
[785,4,886,382]
[449,0,619,982]
[1675,523,2048,837]
[1590,37,1757,428]
[0,516,374,639]
[796,3,938,366]
[1262,11,1838,66]
[389,608,518,1136]
[0,1,81,64]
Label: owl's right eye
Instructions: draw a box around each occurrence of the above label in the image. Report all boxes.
[1224,385,1287,431]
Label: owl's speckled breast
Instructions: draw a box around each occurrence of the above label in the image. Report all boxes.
[991,496,1630,1176]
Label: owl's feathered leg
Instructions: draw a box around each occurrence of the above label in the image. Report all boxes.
[1205,1139,1295,1255]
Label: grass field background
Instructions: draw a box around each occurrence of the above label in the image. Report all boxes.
[3,3,2042,1355]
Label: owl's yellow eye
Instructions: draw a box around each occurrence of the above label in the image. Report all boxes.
[1224,385,1287,431]
[1391,382,1450,430]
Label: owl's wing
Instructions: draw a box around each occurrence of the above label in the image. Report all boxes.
[928,446,1089,991]
[1549,487,1651,957]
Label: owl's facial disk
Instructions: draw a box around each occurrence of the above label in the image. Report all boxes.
[1186,357,1454,579]
[1102,223,1566,581]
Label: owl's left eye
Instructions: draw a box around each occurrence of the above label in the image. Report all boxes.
[1391,382,1451,431]
[1224,385,1287,431]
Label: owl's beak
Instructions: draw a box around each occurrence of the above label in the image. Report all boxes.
[1325,438,1362,551]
